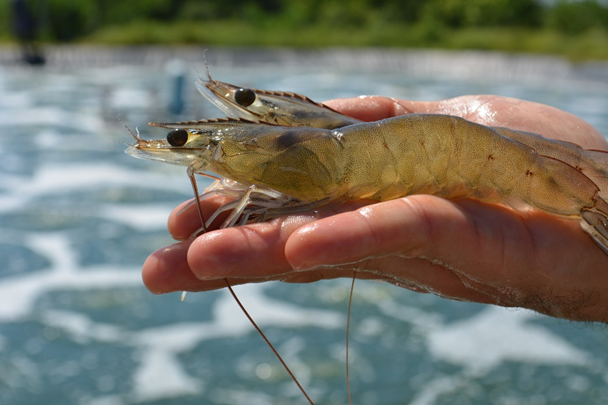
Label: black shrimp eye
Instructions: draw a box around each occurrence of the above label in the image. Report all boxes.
[167,129,189,147]
[234,88,256,107]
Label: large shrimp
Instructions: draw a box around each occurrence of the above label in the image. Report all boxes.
[127,113,608,255]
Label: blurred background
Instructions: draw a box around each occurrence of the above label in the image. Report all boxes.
[1,1,608,405]
[1,0,608,60]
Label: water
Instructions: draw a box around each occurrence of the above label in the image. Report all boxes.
[1,50,608,405]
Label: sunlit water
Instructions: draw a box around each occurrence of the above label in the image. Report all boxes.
[1,50,608,405]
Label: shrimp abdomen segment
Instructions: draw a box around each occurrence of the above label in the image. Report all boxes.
[345,114,608,251]
[340,115,600,218]
[495,127,608,200]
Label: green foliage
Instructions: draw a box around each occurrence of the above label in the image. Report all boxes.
[95,0,183,24]
[421,0,542,28]
[0,2,10,39]
[546,0,608,34]
[44,0,97,41]
[2,0,608,60]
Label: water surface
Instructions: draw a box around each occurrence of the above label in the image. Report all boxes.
[1,50,608,404]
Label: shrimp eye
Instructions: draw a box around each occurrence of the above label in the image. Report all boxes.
[167,129,189,146]
[234,88,256,107]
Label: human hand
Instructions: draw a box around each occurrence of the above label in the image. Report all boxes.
[142,95,608,323]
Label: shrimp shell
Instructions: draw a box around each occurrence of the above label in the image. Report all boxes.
[127,71,608,255]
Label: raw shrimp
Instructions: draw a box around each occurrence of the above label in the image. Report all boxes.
[195,70,359,129]
[127,113,608,256]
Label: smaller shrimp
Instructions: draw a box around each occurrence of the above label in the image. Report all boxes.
[196,65,359,129]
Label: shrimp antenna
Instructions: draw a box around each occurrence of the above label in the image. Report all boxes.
[346,271,356,405]
[202,49,212,82]
[118,116,141,143]
[188,170,312,403]
[225,281,314,404]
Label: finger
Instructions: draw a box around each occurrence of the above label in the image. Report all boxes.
[323,97,431,121]
[285,195,604,288]
[150,201,372,294]
[167,195,235,240]
[277,266,400,285]
[142,238,294,293]
[351,255,511,306]
[285,195,481,269]
[142,239,207,294]
[186,214,317,280]
[185,201,371,281]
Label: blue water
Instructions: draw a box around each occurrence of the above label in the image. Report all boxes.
[1,52,608,405]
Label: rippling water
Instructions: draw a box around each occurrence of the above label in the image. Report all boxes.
[1,51,608,405]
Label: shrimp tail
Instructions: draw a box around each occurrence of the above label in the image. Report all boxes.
[580,196,608,255]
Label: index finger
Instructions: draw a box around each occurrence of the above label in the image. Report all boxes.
[323,96,424,122]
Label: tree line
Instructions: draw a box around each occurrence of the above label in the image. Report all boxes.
[3,0,608,43]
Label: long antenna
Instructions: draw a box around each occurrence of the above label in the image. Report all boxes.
[225,280,314,404]
[187,168,207,234]
[189,173,313,404]
[346,272,356,405]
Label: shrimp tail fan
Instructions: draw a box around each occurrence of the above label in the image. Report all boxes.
[581,197,608,255]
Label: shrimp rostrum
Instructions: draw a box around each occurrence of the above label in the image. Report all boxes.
[126,97,608,255]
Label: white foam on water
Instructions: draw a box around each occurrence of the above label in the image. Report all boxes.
[0,106,102,132]
[126,284,342,401]
[131,286,334,351]
[215,284,343,331]
[409,374,469,405]
[377,297,443,331]
[377,297,594,404]
[377,295,590,373]
[0,194,28,213]
[98,204,176,231]
[6,163,188,198]
[426,307,590,374]
[21,273,344,402]
[0,90,32,108]
[33,128,119,152]
[407,306,591,405]
[131,350,203,402]
[210,388,277,405]
[86,395,125,405]
[41,310,125,344]
[0,232,141,322]
[108,88,159,110]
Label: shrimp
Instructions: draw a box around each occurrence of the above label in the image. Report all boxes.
[195,64,360,129]
[127,112,608,256]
